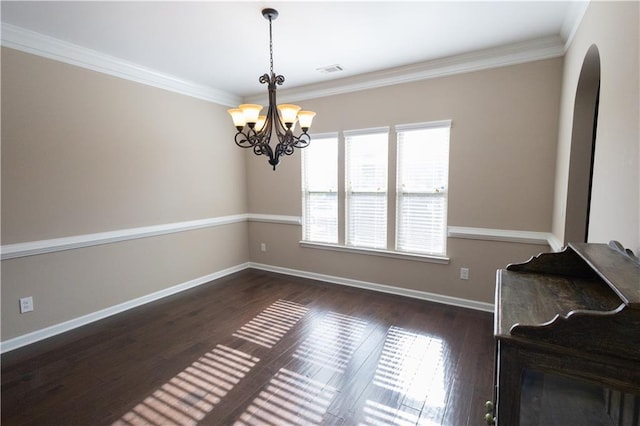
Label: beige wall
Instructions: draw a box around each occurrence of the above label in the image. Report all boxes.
[10,12,625,343]
[553,1,640,253]
[250,222,549,304]
[1,48,249,341]
[2,224,248,339]
[246,58,563,304]
[249,59,562,231]
[2,48,247,242]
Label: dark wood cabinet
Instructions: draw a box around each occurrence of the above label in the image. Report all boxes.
[489,241,640,425]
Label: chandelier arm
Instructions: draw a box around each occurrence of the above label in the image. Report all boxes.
[234,131,256,149]
[266,73,289,142]
[248,113,280,168]
[292,132,311,149]
[278,142,295,157]
[247,131,280,169]
[253,141,271,158]
[229,8,314,171]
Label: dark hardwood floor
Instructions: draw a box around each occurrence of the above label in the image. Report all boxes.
[1,269,495,425]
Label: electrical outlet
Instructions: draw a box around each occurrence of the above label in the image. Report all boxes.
[260,242,267,252]
[460,268,469,280]
[20,297,34,313]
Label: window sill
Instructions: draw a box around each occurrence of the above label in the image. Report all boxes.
[299,241,450,264]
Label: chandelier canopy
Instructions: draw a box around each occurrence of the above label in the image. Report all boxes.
[228,8,316,171]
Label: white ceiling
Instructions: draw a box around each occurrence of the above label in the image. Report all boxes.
[1,1,588,103]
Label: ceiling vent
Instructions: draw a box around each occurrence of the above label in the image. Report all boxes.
[317,64,345,74]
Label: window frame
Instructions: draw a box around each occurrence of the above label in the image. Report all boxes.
[344,127,389,250]
[395,120,451,256]
[301,132,339,244]
[300,122,452,264]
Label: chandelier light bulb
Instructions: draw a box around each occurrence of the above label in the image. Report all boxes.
[228,108,246,130]
[277,104,301,127]
[297,111,316,131]
[239,104,263,125]
[255,115,267,132]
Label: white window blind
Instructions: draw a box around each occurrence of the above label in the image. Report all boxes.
[302,133,338,243]
[345,129,388,249]
[396,121,450,255]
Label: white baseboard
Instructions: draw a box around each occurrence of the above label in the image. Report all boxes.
[1,259,495,354]
[249,262,495,313]
[0,263,249,354]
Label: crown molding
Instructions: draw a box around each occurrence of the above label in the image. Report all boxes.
[244,35,565,104]
[2,23,565,107]
[561,0,590,51]
[0,23,241,107]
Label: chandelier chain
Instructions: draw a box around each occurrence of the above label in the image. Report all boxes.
[268,16,274,75]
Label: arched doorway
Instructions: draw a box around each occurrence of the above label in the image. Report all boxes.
[565,44,600,243]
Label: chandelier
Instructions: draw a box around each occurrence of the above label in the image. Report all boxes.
[228,8,316,171]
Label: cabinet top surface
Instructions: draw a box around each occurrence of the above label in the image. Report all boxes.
[495,242,639,339]
[495,270,622,337]
[569,242,640,307]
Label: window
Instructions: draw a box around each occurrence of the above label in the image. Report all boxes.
[302,133,338,243]
[345,128,389,249]
[301,121,450,259]
[396,121,450,255]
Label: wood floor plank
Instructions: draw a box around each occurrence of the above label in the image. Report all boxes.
[1,269,495,425]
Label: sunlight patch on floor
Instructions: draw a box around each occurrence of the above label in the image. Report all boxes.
[113,345,259,426]
[293,311,368,373]
[234,368,337,426]
[233,300,309,348]
[356,326,448,425]
[374,326,446,407]
[360,399,422,426]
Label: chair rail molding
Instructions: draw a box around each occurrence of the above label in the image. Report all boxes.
[3,219,562,261]
[448,226,560,250]
[1,215,249,260]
